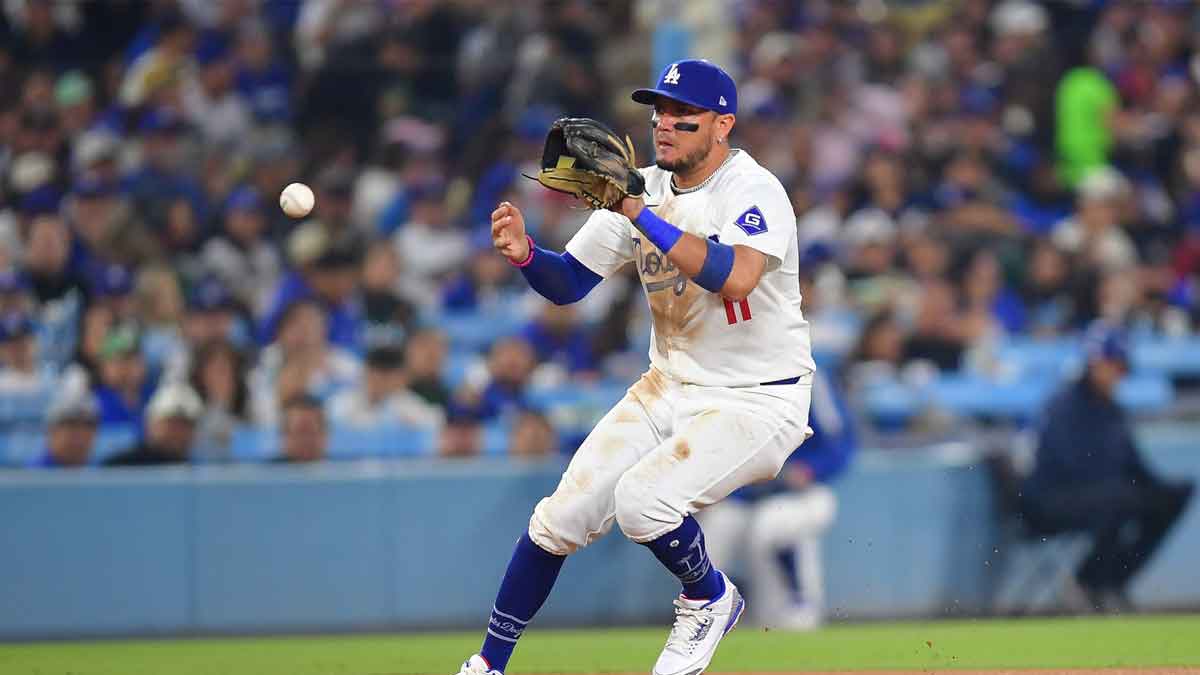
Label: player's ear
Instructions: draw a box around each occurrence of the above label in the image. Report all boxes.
[718,113,735,140]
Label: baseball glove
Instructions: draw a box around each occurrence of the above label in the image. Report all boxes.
[532,117,646,210]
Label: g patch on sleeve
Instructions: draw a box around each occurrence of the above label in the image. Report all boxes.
[734,206,768,236]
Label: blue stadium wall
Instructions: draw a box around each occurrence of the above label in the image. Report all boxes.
[1,424,1197,639]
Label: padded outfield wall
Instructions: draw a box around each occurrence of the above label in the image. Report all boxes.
[1,424,1197,639]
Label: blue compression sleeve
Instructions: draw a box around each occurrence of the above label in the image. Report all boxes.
[633,208,683,253]
[693,237,735,293]
[516,240,602,305]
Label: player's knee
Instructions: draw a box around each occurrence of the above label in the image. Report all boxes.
[528,500,582,555]
[613,472,670,542]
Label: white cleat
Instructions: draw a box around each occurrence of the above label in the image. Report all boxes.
[652,572,745,675]
[456,654,502,675]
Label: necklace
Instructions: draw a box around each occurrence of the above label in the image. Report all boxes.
[671,149,739,195]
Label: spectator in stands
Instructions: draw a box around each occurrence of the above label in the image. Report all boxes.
[1021,238,1080,336]
[1052,168,1138,273]
[104,382,203,466]
[438,407,482,459]
[441,233,519,312]
[328,345,443,430]
[0,269,32,314]
[202,187,281,316]
[88,263,138,321]
[234,19,292,123]
[188,339,252,462]
[23,213,85,307]
[402,327,451,410]
[250,298,361,425]
[122,109,207,235]
[90,323,155,428]
[1021,322,1195,612]
[522,303,598,378]
[21,214,84,369]
[29,388,98,469]
[135,265,186,372]
[958,249,1026,336]
[458,337,536,421]
[699,369,856,630]
[182,36,252,146]
[64,177,154,269]
[278,394,328,463]
[259,221,364,351]
[508,411,558,459]
[360,244,418,346]
[315,167,359,234]
[904,281,967,371]
[0,313,57,425]
[392,180,469,299]
[849,309,906,379]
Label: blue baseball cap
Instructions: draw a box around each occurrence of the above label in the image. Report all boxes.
[632,59,738,115]
[225,186,263,214]
[1083,321,1130,366]
[188,277,236,312]
[0,312,35,341]
[73,175,118,199]
[0,269,29,293]
[90,263,135,297]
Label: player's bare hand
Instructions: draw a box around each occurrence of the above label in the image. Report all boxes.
[491,201,530,263]
[615,195,646,221]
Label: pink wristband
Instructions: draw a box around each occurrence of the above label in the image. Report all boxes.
[509,235,535,268]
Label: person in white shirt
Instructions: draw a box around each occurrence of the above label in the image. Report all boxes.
[327,345,443,430]
[455,60,814,675]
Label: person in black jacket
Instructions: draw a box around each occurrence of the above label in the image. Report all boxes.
[1021,322,1194,612]
[104,382,203,467]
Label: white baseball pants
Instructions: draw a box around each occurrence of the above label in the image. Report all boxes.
[528,367,813,554]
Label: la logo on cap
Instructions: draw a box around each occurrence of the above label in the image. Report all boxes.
[663,63,681,85]
[719,96,727,106]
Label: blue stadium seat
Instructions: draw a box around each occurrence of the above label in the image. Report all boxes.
[989,338,1081,379]
[432,311,524,352]
[0,430,45,467]
[1115,374,1174,414]
[442,349,479,390]
[1132,336,1200,378]
[481,420,510,456]
[229,426,278,463]
[91,425,140,464]
[929,374,1057,421]
[327,424,436,459]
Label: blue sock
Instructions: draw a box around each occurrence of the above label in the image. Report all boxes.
[642,515,726,601]
[479,533,566,672]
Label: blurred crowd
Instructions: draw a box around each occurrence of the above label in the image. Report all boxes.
[2,0,1200,467]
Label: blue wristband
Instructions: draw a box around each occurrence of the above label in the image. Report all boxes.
[633,208,683,253]
[693,237,735,293]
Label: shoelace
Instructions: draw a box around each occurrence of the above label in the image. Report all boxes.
[664,598,713,653]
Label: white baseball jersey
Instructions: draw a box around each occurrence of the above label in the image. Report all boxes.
[565,149,815,386]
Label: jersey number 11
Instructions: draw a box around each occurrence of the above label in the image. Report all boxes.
[723,298,751,324]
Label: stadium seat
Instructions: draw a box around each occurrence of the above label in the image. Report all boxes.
[0,430,45,467]
[1132,336,1200,378]
[91,425,140,465]
[431,311,524,352]
[229,426,278,463]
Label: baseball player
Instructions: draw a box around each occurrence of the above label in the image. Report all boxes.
[457,59,815,675]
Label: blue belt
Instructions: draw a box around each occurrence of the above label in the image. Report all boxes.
[760,375,802,386]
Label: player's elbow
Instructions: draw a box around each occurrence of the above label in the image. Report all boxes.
[719,272,758,301]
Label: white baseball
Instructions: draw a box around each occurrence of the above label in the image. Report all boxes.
[280,182,315,218]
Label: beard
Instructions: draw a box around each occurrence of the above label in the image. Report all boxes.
[655,136,715,174]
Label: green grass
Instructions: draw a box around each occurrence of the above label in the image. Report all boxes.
[1,615,1198,674]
